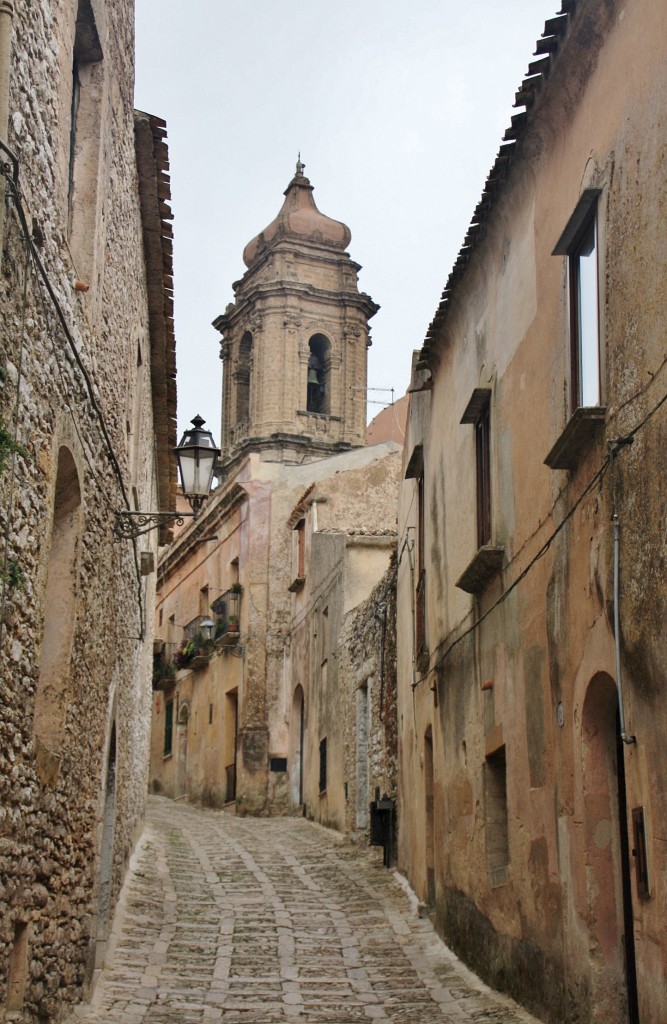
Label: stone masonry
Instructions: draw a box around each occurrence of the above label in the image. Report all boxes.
[0,0,176,1018]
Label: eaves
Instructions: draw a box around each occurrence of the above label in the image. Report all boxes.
[419,0,583,369]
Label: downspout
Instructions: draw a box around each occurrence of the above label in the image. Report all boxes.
[0,1,15,247]
[609,437,636,745]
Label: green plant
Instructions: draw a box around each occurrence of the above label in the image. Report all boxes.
[230,582,243,594]
[0,559,24,591]
[0,420,29,476]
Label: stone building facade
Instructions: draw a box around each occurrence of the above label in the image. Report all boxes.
[0,1,176,1019]
[396,2,667,1022]
[285,453,400,833]
[150,166,401,830]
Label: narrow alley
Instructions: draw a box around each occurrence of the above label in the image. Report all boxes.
[66,798,542,1024]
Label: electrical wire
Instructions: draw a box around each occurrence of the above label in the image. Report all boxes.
[1,157,146,636]
[413,387,667,687]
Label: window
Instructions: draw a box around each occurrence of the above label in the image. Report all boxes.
[460,389,492,549]
[475,398,491,548]
[235,331,252,424]
[552,189,602,411]
[569,212,600,409]
[288,519,306,592]
[405,444,427,666]
[307,334,331,414]
[319,737,327,793]
[545,191,605,470]
[456,391,504,593]
[164,699,174,756]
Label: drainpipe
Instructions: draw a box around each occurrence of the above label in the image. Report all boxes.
[609,437,636,746]
[0,1,15,247]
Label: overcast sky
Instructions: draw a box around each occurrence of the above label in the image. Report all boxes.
[134,0,558,442]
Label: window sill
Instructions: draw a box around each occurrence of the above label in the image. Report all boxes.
[456,545,504,595]
[544,406,606,470]
[288,575,305,593]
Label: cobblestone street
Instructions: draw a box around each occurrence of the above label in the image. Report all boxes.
[67,797,542,1024]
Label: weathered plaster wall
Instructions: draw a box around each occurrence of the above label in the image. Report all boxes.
[397,2,667,1022]
[0,1,163,1018]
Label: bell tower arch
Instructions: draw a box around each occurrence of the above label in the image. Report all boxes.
[214,161,379,468]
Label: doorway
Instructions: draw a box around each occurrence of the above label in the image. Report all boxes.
[290,685,305,808]
[581,673,638,1024]
[176,703,189,799]
[424,726,435,907]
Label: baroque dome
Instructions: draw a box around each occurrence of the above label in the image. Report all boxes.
[242,160,352,268]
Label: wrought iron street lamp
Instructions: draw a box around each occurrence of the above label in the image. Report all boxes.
[114,415,220,539]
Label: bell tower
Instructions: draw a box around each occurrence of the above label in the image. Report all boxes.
[213,161,379,467]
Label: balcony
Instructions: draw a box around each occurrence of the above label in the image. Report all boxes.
[152,642,176,691]
[211,587,242,648]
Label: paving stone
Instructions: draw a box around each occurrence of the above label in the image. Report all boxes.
[64,797,543,1024]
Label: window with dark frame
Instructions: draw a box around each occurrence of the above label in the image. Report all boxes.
[475,396,491,548]
[296,519,305,578]
[319,737,327,793]
[461,389,492,550]
[164,699,174,756]
[405,443,426,666]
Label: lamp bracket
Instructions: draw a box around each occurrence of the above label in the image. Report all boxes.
[113,510,194,540]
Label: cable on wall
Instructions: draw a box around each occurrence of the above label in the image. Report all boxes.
[0,148,147,636]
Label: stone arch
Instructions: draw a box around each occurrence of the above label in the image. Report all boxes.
[33,445,82,781]
[307,333,332,414]
[290,685,305,807]
[580,672,631,1024]
[235,331,253,425]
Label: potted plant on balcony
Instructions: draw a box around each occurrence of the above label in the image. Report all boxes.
[230,582,243,594]
[226,614,240,633]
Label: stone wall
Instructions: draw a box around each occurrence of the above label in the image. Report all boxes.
[0,0,168,1018]
[338,554,398,841]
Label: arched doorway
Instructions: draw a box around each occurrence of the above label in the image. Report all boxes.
[424,726,435,907]
[581,673,638,1023]
[290,686,305,808]
[176,702,189,800]
[34,446,82,782]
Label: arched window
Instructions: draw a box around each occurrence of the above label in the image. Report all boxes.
[236,331,253,424]
[307,334,331,414]
[34,447,82,767]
